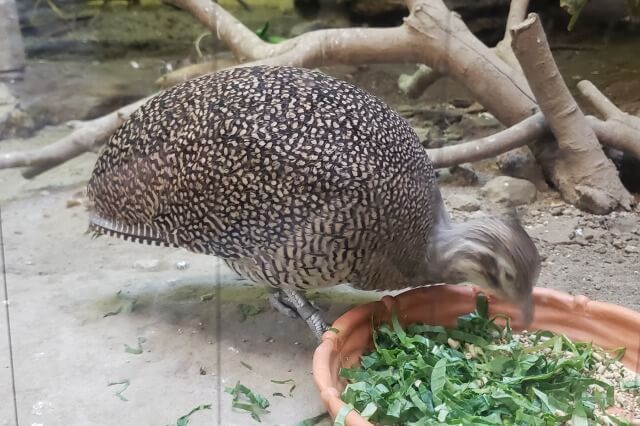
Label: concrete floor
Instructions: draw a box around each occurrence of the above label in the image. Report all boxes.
[0,128,367,426]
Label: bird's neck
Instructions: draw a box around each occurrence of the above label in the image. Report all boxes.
[421,195,476,285]
[410,190,456,285]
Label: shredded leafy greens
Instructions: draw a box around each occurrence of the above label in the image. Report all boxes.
[225,381,270,422]
[339,294,624,425]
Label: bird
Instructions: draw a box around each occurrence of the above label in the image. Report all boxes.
[86,65,541,339]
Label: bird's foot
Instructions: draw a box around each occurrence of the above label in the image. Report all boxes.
[268,288,329,340]
[268,291,299,319]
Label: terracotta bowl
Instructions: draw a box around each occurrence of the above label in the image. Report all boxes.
[312,285,640,425]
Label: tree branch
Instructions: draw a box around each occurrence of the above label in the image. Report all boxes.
[398,65,443,99]
[163,0,268,61]
[511,13,633,213]
[577,80,621,119]
[11,98,149,178]
[578,80,640,160]
[427,112,548,168]
[494,0,529,71]
[400,0,530,99]
[588,117,640,160]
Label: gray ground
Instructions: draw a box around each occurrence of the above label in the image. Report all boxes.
[1,6,640,425]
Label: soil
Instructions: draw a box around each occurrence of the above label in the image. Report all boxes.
[1,3,639,426]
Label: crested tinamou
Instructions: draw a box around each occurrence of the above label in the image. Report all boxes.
[86,66,541,338]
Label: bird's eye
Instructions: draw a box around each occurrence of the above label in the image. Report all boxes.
[505,272,515,282]
[486,272,500,287]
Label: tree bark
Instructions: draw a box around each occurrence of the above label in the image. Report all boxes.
[0,0,26,75]
[398,65,443,99]
[494,0,528,72]
[511,14,633,213]
[12,99,149,178]
[426,112,548,168]
[578,79,640,160]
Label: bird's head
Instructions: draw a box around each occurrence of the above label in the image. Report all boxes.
[430,215,540,325]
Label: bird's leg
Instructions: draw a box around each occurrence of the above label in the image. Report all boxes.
[268,289,299,319]
[268,288,329,339]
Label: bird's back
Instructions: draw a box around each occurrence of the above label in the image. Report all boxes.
[87,66,439,290]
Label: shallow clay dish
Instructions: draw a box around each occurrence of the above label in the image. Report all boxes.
[312,284,640,425]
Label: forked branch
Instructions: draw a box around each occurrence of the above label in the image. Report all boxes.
[511,13,633,213]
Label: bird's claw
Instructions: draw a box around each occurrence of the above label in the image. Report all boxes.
[269,288,329,340]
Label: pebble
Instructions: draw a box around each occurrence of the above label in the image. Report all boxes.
[447,193,481,212]
[593,244,607,254]
[133,259,161,271]
[481,176,537,206]
[625,245,639,254]
[613,239,625,249]
[550,206,564,216]
[175,260,189,270]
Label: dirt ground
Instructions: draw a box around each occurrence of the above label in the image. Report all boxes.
[1,4,640,426]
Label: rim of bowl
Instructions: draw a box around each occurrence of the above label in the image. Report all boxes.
[312,284,640,425]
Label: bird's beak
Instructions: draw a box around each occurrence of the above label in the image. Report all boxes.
[519,295,534,327]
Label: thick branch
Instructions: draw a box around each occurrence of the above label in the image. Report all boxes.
[427,112,548,168]
[589,117,640,160]
[398,65,443,99]
[578,80,640,159]
[577,80,620,119]
[164,0,268,61]
[398,0,529,100]
[10,99,148,178]
[156,56,238,88]
[494,0,529,71]
[511,14,632,213]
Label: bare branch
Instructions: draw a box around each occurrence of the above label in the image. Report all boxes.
[11,98,148,178]
[156,56,238,88]
[427,112,547,168]
[578,80,632,121]
[589,117,640,160]
[577,80,640,159]
[398,65,443,99]
[504,0,530,40]
[494,0,529,71]
[164,0,268,61]
[511,13,633,213]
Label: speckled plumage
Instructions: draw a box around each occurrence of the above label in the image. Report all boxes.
[86,66,443,291]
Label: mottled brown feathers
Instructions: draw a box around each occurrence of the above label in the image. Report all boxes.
[87,66,437,290]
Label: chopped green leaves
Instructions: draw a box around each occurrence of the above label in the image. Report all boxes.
[124,337,145,355]
[430,358,447,405]
[169,404,212,426]
[107,379,130,401]
[293,412,329,426]
[104,290,136,317]
[339,294,626,424]
[269,379,294,384]
[334,403,354,426]
[238,304,263,321]
[270,379,296,396]
[225,381,270,422]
